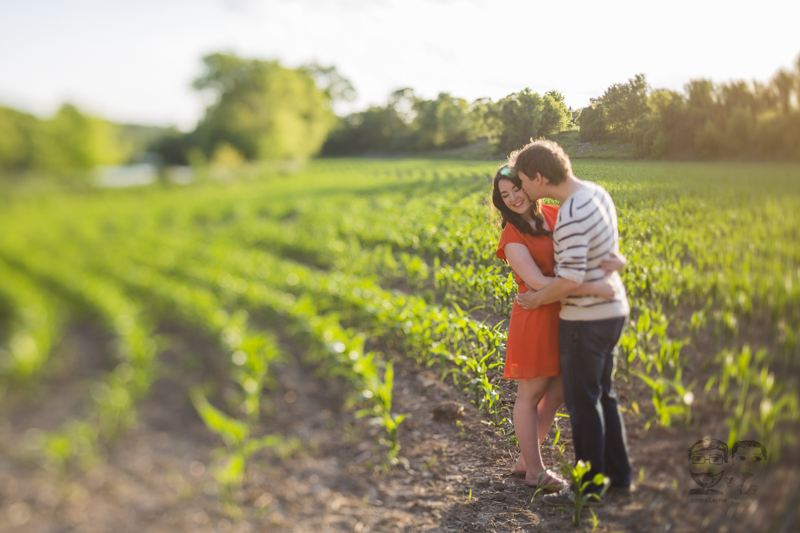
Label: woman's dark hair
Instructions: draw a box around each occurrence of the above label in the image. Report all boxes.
[491,165,551,238]
[731,440,768,461]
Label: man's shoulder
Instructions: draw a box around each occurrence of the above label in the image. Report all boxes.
[557,182,599,222]
[584,180,616,203]
[575,180,610,202]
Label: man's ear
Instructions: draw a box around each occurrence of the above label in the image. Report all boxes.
[536,173,552,186]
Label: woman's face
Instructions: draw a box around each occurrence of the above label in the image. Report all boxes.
[733,446,766,479]
[498,179,531,215]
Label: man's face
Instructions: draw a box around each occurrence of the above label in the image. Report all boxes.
[733,446,765,480]
[518,171,545,201]
[689,448,726,488]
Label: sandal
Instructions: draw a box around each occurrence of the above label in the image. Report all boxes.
[526,469,568,492]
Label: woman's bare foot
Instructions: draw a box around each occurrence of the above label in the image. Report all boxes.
[514,455,526,476]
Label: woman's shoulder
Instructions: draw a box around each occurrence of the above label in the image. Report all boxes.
[497,221,525,247]
[542,203,560,214]
[497,222,525,260]
[500,221,520,235]
[499,221,526,241]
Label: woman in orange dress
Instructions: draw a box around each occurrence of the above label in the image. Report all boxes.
[492,165,621,489]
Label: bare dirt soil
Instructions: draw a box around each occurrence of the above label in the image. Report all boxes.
[1,320,798,533]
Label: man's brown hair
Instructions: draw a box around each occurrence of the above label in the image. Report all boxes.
[508,138,572,185]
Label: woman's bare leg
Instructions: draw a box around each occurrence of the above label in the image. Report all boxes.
[537,376,564,445]
[515,376,563,474]
[513,377,552,485]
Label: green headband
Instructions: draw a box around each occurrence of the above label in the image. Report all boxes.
[500,166,517,178]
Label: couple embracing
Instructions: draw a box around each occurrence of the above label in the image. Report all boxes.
[491,139,632,506]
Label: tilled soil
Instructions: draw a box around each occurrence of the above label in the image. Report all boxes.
[0,321,798,533]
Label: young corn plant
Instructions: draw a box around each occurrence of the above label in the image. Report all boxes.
[554,458,610,527]
[542,413,569,455]
[0,262,62,386]
[190,388,300,514]
[354,362,406,462]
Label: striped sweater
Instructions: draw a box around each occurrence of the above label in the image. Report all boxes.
[553,181,630,321]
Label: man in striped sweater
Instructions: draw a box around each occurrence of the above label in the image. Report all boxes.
[512,139,632,506]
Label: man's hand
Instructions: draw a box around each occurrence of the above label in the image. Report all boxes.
[516,285,542,310]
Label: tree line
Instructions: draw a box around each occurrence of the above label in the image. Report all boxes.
[0,53,344,179]
[320,88,573,156]
[156,55,573,164]
[2,51,798,182]
[0,103,157,178]
[579,55,800,159]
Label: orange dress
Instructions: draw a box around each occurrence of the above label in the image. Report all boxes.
[495,204,561,379]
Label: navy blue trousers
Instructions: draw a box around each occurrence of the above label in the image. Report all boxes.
[560,316,632,492]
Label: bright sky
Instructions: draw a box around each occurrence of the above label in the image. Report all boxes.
[1,0,798,130]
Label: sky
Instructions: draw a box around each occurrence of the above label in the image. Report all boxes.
[1,0,798,130]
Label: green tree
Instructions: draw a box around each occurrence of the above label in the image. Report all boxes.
[630,90,685,157]
[320,88,419,156]
[577,104,607,142]
[388,88,417,125]
[756,113,800,159]
[694,119,723,159]
[720,81,756,116]
[0,106,37,173]
[722,107,755,156]
[495,89,569,153]
[322,105,411,155]
[631,113,658,157]
[752,80,778,115]
[323,89,498,156]
[1,103,130,178]
[589,73,649,137]
[496,89,543,154]
[150,127,196,166]
[771,69,796,116]
[469,97,502,141]
[595,53,800,160]
[193,53,337,161]
[34,104,124,172]
[685,79,716,110]
[300,62,356,103]
[412,93,477,150]
[683,79,724,154]
[541,91,572,137]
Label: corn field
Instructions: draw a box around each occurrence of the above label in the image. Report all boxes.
[1,158,798,511]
